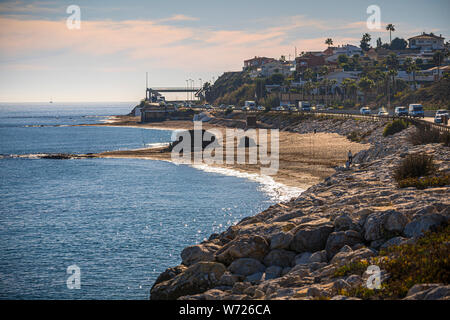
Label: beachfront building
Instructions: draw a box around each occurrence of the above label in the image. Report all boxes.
[408,33,445,51]
[141,103,177,123]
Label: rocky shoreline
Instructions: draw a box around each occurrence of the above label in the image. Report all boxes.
[150,117,450,300]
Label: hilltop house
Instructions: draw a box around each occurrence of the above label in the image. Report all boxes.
[295,52,326,72]
[243,56,276,70]
[408,33,445,50]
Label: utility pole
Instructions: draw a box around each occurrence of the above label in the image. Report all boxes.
[186,79,189,102]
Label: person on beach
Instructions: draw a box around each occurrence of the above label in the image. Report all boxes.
[348,150,353,166]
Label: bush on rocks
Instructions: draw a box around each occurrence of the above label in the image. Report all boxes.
[383,119,409,137]
[393,153,436,183]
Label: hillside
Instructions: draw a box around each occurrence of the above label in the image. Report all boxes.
[388,76,450,110]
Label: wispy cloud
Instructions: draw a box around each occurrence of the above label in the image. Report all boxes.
[158,14,199,22]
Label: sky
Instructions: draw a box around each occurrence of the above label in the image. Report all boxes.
[0,0,449,102]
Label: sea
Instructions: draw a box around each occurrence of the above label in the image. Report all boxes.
[0,102,302,299]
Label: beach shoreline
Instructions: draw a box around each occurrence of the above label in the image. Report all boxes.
[83,114,371,192]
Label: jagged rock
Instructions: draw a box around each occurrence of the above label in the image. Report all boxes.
[385,211,409,233]
[228,258,266,276]
[331,247,375,266]
[294,252,312,265]
[363,211,388,241]
[333,214,358,231]
[219,271,243,286]
[290,222,334,253]
[309,250,327,263]
[151,265,187,289]
[404,214,447,238]
[325,230,362,259]
[404,284,450,300]
[265,266,283,280]
[269,231,294,250]
[181,243,221,266]
[380,236,408,250]
[346,274,362,287]
[215,235,269,265]
[263,249,296,267]
[150,262,226,300]
[332,279,351,293]
[245,272,265,283]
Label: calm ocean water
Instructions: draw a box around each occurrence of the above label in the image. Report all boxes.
[0,103,282,300]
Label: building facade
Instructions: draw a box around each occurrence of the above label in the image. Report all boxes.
[408,33,445,50]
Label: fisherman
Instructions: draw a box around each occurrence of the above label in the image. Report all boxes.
[348,150,353,165]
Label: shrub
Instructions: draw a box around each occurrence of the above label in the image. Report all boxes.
[341,225,450,299]
[333,260,370,278]
[398,175,450,189]
[383,119,409,137]
[408,124,449,146]
[393,153,436,183]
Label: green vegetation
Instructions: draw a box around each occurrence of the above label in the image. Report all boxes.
[339,225,450,299]
[393,153,436,183]
[383,119,409,137]
[394,75,450,109]
[397,175,450,189]
[333,260,370,278]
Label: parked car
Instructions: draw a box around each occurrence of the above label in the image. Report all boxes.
[435,109,449,118]
[408,104,424,118]
[242,106,250,111]
[257,106,266,111]
[378,110,389,116]
[434,115,443,124]
[227,105,235,110]
[289,106,298,112]
[275,106,285,111]
[360,107,371,115]
[394,106,408,117]
[315,104,325,110]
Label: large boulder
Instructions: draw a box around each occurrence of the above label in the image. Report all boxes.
[404,214,447,238]
[325,230,362,260]
[215,235,269,265]
[181,242,221,266]
[150,262,226,300]
[290,222,334,253]
[385,211,409,233]
[269,231,294,250]
[228,258,266,276]
[151,265,187,289]
[330,247,376,266]
[363,210,406,241]
[263,249,296,267]
[404,284,450,300]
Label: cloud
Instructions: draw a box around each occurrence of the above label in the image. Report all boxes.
[158,14,199,22]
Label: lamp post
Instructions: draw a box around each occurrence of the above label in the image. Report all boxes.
[199,78,202,102]
[185,79,189,102]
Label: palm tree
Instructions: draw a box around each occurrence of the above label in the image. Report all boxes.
[325,38,334,48]
[386,24,395,45]
[358,77,375,105]
[404,57,418,90]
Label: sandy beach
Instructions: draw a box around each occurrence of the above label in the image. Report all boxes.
[83,115,370,191]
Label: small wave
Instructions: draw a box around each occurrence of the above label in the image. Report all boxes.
[145,142,170,148]
[190,164,304,203]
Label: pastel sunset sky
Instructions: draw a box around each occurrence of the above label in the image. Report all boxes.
[0,0,449,102]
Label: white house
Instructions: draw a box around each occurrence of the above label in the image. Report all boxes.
[408,33,445,50]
